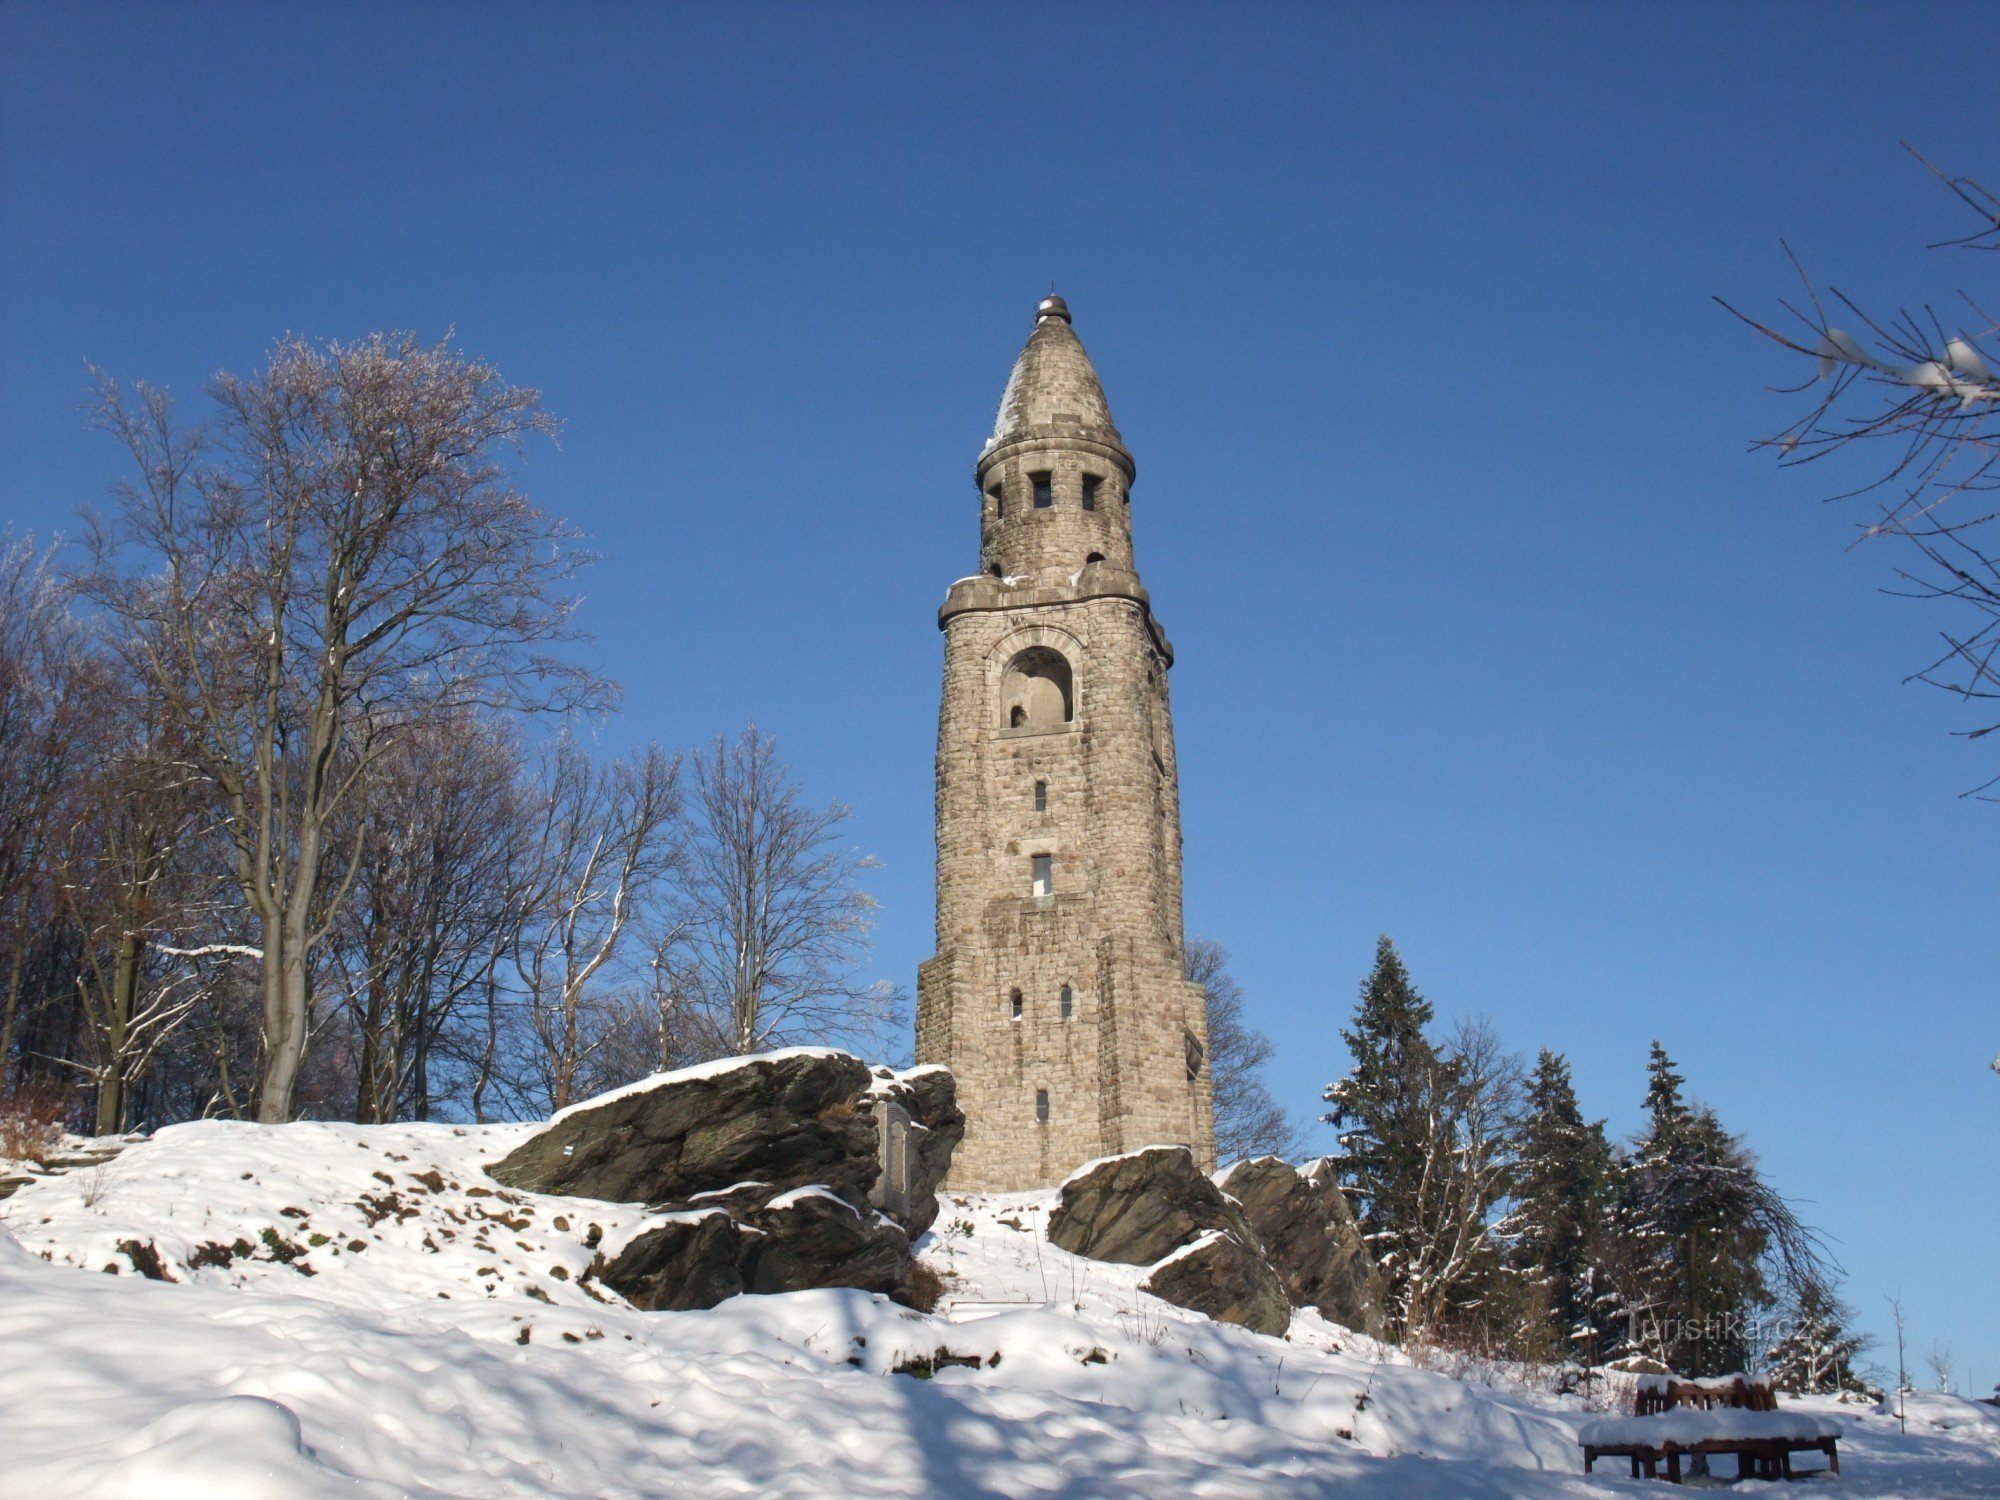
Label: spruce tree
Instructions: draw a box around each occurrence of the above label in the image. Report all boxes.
[1322,935,1457,1330]
[1507,1049,1612,1363]
[1767,1281,1870,1397]
[1608,1042,1821,1376]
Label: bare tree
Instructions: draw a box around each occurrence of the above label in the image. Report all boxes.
[322,709,527,1123]
[1399,1017,1524,1346]
[1722,147,2000,788]
[0,541,94,1090]
[49,662,224,1133]
[667,726,899,1058]
[80,335,603,1120]
[1184,937,1301,1162]
[510,738,681,1113]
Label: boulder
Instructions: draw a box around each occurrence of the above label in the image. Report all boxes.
[597,1209,747,1312]
[1046,1145,1258,1265]
[859,1064,964,1236]
[741,1188,911,1299]
[488,1049,880,1208]
[1142,1230,1292,1337]
[600,1188,912,1311]
[1216,1156,1386,1336]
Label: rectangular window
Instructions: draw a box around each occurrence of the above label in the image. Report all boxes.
[988,485,1004,519]
[1030,854,1052,897]
[1031,471,1053,509]
[1185,1031,1205,1082]
[1060,985,1073,1019]
[1081,475,1100,511]
[1035,1089,1050,1123]
[1011,989,1023,1022]
[1033,780,1047,812]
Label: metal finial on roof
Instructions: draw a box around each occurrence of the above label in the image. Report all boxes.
[1036,294,1071,324]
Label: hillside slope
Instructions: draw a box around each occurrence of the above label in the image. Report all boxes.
[2,1120,1992,1497]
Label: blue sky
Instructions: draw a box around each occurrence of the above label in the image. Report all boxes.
[3,3,1993,1389]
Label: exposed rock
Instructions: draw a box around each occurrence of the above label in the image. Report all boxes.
[601,1188,911,1311]
[597,1210,747,1312]
[488,1049,880,1208]
[1142,1230,1291,1337]
[1216,1156,1386,1337]
[741,1188,911,1300]
[860,1064,964,1236]
[1046,1145,1258,1265]
[495,1049,957,1313]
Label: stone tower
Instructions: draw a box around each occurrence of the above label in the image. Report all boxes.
[917,295,1215,1192]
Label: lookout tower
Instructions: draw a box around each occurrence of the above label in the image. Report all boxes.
[917,295,1215,1191]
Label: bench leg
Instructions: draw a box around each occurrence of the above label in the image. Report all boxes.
[1630,1456,1641,1479]
[1666,1451,1682,1483]
[1829,1442,1840,1477]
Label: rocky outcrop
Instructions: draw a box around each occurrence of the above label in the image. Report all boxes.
[489,1049,881,1208]
[596,1209,747,1312]
[858,1064,964,1237]
[1045,1144,1292,1335]
[1216,1156,1386,1336]
[493,1050,959,1313]
[1046,1145,1259,1265]
[1141,1230,1291,1338]
[600,1187,913,1312]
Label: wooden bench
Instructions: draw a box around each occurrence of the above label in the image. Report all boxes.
[1582,1433,1840,1482]
[1580,1398,1841,1485]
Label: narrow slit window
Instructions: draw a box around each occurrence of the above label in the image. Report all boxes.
[1060,985,1073,1020]
[1185,1031,1205,1082]
[1081,474,1100,511]
[1010,988,1023,1022]
[1031,854,1053,898]
[1031,471,1053,509]
[1035,1089,1050,1123]
[1034,780,1047,812]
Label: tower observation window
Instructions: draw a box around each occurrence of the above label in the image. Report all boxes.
[989,485,1005,519]
[1001,647,1074,728]
[1031,854,1052,898]
[1034,780,1047,812]
[1081,474,1100,511]
[1031,471,1053,509]
[1035,1089,1050,1123]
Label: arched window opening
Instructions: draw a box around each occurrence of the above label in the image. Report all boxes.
[1033,780,1047,812]
[1060,985,1073,1020]
[1010,988,1023,1022]
[1035,1089,1050,1123]
[989,564,1003,579]
[1085,552,1104,566]
[1001,646,1073,728]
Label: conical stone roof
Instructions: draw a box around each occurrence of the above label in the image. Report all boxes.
[984,296,1131,472]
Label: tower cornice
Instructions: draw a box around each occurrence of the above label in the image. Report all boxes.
[976,431,1136,486]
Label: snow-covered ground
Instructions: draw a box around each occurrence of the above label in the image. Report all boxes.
[2,1119,1994,1497]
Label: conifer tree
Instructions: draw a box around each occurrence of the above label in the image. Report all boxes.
[1324,937,1518,1342]
[1506,1049,1612,1362]
[1607,1041,1829,1376]
[1323,937,1447,1262]
[1767,1281,1870,1397]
